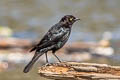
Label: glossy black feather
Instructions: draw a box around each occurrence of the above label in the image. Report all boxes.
[23,15,80,73]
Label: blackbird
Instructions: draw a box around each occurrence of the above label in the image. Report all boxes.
[23,15,80,73]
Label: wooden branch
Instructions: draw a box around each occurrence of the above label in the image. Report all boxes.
[38,62,120,80]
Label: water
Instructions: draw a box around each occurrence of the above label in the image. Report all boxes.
[0,0,120,80]
[0,64,50,80]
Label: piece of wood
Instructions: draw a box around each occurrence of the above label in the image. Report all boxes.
[38,62,120,80]
[0,37,33,49]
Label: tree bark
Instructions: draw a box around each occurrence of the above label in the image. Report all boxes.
[38,62,120,80]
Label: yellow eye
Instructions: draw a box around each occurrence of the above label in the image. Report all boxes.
[69,18,73,21]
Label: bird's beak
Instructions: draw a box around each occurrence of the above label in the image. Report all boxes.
[75,18,80,21]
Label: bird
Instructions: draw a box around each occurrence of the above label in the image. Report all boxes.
[23,15,80,73]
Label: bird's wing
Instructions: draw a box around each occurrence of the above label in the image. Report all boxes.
[30,24,67,52]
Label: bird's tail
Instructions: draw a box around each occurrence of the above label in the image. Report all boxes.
[23,52,44,73]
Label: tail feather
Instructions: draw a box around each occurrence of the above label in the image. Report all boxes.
[30,47,36,52]
[23,52,44,73]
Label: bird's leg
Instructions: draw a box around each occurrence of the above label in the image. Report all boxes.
[45,52,51,66]
[45,52,49,63]
[52,52,61,62]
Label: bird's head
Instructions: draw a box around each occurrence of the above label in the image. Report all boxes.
[60,15,80,26]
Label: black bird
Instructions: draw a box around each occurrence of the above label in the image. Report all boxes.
[23,15,80,73]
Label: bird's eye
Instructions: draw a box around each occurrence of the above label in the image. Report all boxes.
[69,18,73,21]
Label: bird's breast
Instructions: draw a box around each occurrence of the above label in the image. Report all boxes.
[57,29,71,48]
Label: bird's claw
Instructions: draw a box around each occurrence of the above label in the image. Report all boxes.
[45,63,51,66]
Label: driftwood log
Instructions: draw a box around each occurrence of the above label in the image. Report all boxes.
[38,62,120,80]
[0,38,33,49]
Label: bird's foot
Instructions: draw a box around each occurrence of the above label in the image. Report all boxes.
[58,60,62,63]
[45,63,51,66]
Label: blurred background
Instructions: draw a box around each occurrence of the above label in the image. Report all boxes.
[0,0,120,80]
